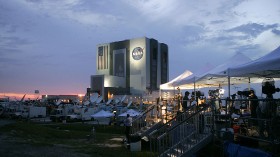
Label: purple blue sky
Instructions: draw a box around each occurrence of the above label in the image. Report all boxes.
[1,0,280,95]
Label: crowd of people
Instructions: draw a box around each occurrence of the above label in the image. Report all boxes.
[171,88,279,140]
[122,88,279,146]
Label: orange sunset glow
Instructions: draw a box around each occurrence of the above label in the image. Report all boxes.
[0,93,40,101]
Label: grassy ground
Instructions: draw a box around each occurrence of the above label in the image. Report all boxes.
[0,120,153,157]
[1,120,277,157]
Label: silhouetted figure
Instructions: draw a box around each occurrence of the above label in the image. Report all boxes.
[182,91,190,112]
[124,114,132,143]
[248,90,259,124]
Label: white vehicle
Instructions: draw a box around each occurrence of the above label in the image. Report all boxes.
[67,107,97,121]
[13,106,46,119]
[13,110,29,119]
[50,105,73,122]
[29,106,46,118]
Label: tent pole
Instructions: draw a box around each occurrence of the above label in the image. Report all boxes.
[228,77,231,98]
[228,69,231,99]
[159,88,161,100]
[173,87,175,98]
[194,77,196,96]
[194,77,197,107]
[248,77,251,90]
[227,69,231,129]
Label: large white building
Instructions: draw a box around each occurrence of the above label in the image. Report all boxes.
[90,37,169,100]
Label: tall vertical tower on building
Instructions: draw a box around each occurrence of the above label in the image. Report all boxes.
[90,37,168,100]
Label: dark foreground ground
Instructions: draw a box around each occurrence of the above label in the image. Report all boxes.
[0,119,151,157]
[1,119,276,157]
[0,119,90,157]
[0,135,90,157]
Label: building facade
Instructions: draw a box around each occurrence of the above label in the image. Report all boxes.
[90,37,168,100]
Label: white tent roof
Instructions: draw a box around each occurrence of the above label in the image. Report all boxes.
[90,93,99,103]
[160,70,193,90]
[56,99,62,106]
[173,53,251,87]
[173,63,215,87]
[197,52,251,79]
[95,97,103,103]
[127,101,132,108]
[91,110,114,118]
[106,98,113,105]
[83,100,90,106]
[118,109,141,117]
[120,95,126,102]
[193,52,254,86]
[229,46,280,78]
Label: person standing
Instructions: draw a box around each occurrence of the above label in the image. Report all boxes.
[249,90,259,124]
[124,114,132,143]
[182,91,190,112]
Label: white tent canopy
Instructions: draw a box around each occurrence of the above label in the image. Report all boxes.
[118,109,141,117]
[175,53,253,87]
[173,63,215,87]
[228,46,280,78]
[195,52,253,85]
[165,46,280,98]
[90,93,99,103]
[160,70,193,90]
[195,47,280,97]
[95,97,103,103]
[91,110,114,118]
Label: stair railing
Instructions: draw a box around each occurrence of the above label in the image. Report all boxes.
[156,104,213,157]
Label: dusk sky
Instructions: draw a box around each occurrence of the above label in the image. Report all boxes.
[1,0,280,96]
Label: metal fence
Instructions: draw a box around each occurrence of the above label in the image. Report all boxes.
[130,97,280,156]
[211,97,280,156]
[153,104,213,157]
[130,103,157,136]
[148,104,197,154]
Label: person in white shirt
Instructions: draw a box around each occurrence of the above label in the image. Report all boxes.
[124,114,132,143]
[190,95,197,107]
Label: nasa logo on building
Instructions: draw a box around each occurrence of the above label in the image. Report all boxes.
[132,47,144,60]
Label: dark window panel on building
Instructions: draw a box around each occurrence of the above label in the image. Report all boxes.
[150,39,158,91]
[97,45,109,70]
[160,43,168,84]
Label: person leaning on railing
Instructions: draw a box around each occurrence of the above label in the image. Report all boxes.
[182,91,190,112]
[248,90,259,125]
[124,114,132,143]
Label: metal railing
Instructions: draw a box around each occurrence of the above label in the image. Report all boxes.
[130,103,157,136]
[211,97,280,156]
[148,104,197,153]
[141,96,280,156]
[153,105,213,157]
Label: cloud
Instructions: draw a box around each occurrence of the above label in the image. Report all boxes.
[122,0,279,58]
[0,56,18,65]
[210,20,226,24]
[233,0,280,25]
[180,25,206,44]
[0,0,280,94]
[272,29,280,36]
[125,0,178,21]
[0,36,30,48]
[227,23,278,38]
[22,0,123,28]
[232,44,260,53]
